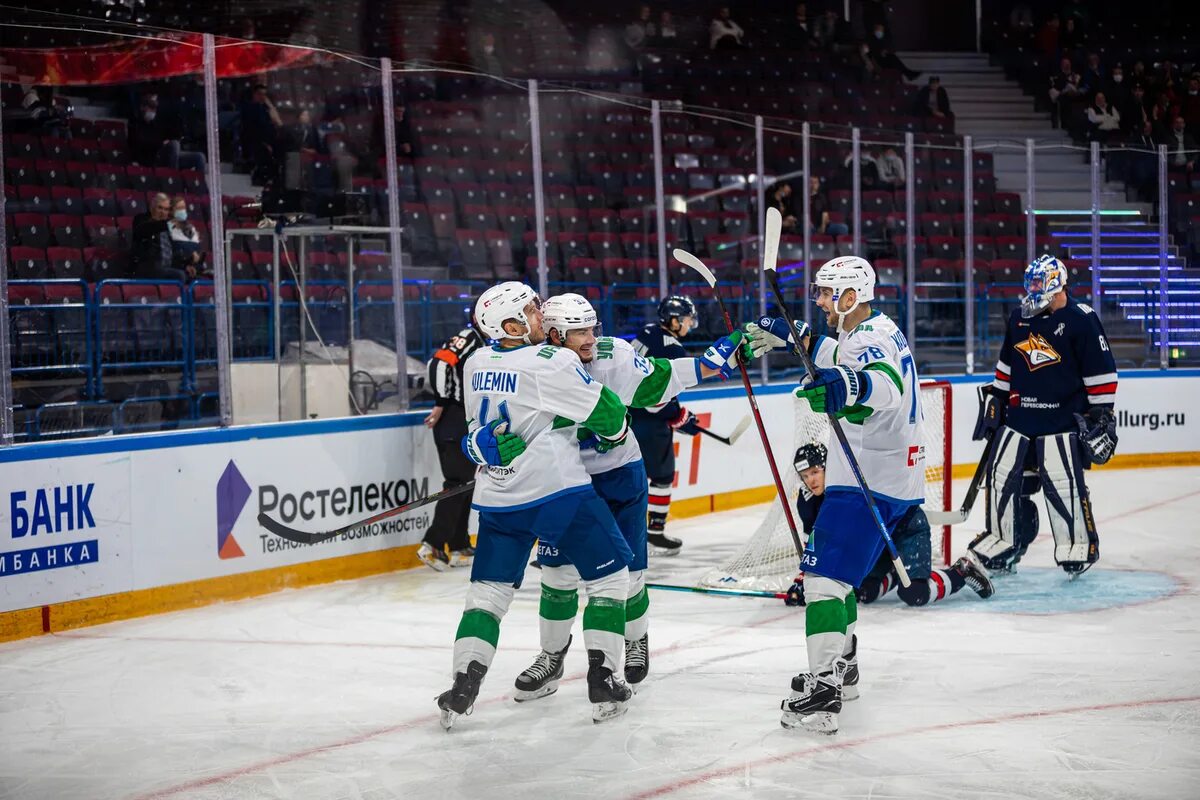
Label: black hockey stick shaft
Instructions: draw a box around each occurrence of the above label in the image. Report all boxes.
[676,424,731,445]
[258,480,476,545]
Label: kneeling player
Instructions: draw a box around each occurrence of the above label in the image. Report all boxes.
[513,293,747,701]
[968,256,1118,578]
[785,442,993,617]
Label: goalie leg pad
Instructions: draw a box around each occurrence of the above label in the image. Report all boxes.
[804,575,852,676]
[538,564,581,654]
[1037,432,1100,573]
[971,427,1032,570]
[454,580,516,675]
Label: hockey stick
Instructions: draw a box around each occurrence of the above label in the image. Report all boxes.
[760,207,912,587]
[925,431,994,525]
[678,415,753,446]
[671,247,805,560]
[258,481,476,545]
[647,582,786,600]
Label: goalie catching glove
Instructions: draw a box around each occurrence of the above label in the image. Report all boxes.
[794,365,868,416]
[744,317,811,358]
[462,419,527,467]
[1075,407,1118,465]
[699,330,753,377]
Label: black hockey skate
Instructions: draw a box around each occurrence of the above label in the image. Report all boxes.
[587,648,632,723]
[437,660,488,731]
[953,555,995,598]
[781,664,845,734]
[835,634,859,701]
[624,634,649,687]
[647,514,681,555]
[513,635,571,702]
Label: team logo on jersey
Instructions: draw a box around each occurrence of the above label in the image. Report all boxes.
[1015,333,1062,370]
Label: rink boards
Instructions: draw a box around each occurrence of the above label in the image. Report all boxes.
[2,369,1197,640]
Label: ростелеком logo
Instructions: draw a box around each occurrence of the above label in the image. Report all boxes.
[216,461,250,559]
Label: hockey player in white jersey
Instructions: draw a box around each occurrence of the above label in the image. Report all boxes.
[746,256,926,734]
[512,293,747,702]
[437,282,637,729]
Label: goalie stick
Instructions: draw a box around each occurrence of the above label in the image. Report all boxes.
[925,430,994,525]
[259,481,476,545]
[760,207,912,588]
[677,414,753,446]
[671,247,805,560]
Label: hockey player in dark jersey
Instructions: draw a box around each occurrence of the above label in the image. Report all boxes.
[969,255,1118,577]
[784,442,993,613]
[630,296,704,554]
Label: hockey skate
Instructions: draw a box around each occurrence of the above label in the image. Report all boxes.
[436,661,488,730]
[447,546,475,568]
[953,554,995,598]
[836,635,859,701]
[624,634,649,687]
[587,648,632,723]
[417,542,449,572]
[780,664,845,734]
[647,513,681,555]
[513,635,571,702]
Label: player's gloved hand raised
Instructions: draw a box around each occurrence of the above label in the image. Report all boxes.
[972,383,1007,441]
[795,365,867,416]
[784,574,806,606]
[669,406,704,436]
[744,316,810,358]
[1075,407,1118,465]
[700,329,752,377]
[462,419,527,467]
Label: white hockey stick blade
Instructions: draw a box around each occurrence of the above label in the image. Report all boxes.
[925,508,970,525]
[672,248,717,287]
[763,207,783,273]
[726,414,753,444]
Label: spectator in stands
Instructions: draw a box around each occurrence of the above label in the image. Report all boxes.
[625,5,656,50]
[129,96,207,172]
[1161,116,1198,173]
[808,175,848,237]
[1154,61,1181,102]
[1008,3,1034,37]
[168,196,205,277]
[286,108,321,154]
[874,146,906,189]
[1086,92,1121,142]
[868,23,921,81]
[373,102,415,158]
[1121,82,1150,135]
[471,31,505,75]
[1049,60,1082,129]
[1130,60,1150,90]
[915,76,952,119]
[658,11,679,44]
[813,10,839,50]
[132,193,193,283]
[1081,53,1105,95]
[709,6,745,50]
[16,85,68,134]
[792,3,814,50]
[1150,92,1177,139]
[1123,119,1159,201]
[241,84,282,186]
[1182,75,1200,134]
[1035,14,1060,58]
[768,181,798,232]
[1059,17,1081,53]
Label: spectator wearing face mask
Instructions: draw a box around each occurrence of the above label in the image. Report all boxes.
[168,196,204,279]
[129,95,207,172]
[868,23,920,81]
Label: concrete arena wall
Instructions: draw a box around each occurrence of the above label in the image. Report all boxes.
[2,370,1196,642]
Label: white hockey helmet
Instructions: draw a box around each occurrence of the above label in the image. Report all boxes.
[474,281,541,343]
[541,293,599,341]
[811,255,876,332]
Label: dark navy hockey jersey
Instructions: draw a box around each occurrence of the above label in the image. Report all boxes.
[992,298,1118,437]
[630,323,688,422]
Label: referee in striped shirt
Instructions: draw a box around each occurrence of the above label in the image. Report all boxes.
[419,322,484,570]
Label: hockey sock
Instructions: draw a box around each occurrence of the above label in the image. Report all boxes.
[648,482,671,530]
[842,592,857,655]
[625,570,650,642]
[896,567,965,606]
[582,568,630,673]
[453,580,514,674]
[855,571,897,604]
[804,576,850,675]
[538,564,581,653]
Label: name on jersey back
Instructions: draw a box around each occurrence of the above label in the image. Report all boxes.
[471,370,520,394]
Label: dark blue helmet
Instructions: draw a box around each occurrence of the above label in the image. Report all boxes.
[657,295,697,329]
[794,442,827,473]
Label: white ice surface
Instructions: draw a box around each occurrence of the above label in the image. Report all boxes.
[2,467,1199,800]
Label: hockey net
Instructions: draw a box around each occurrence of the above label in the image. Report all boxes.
[698,381,952,592]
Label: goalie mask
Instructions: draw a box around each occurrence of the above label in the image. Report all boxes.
[811,256,876,332]
[542,293,600,343]
[475,281,542,343]
[1021,254,1067,319]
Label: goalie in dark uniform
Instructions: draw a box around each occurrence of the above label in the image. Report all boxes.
[969,255,1119,577]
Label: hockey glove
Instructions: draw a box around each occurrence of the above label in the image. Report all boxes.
[972,383,1007,441]
[462,419,527,467]
[1075,407,1118,466]
[593,413,632,454]
[669,406,704,436]
[794,365,867,416]
[744,316,810,358]
[784,574,806,606]
[700,329,752,377]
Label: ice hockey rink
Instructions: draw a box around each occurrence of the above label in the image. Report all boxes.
[2,465,1198,800]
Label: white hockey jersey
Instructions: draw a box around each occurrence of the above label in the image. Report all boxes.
[581,337,702,475]
[808,310,925,504]
[462,343,625,511]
